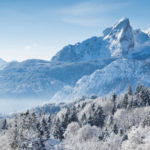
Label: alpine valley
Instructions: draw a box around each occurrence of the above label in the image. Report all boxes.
[0,18,150,101]
[1,18,150,150]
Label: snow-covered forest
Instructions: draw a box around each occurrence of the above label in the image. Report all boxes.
[0,0,150,149]
[1,85,150,150]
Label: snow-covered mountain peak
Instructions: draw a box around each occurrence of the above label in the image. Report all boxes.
[104,18,131,37]
[113,17,130,30]
[145,28,150,36]
[104,18,134,57]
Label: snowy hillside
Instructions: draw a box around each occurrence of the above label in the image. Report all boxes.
[1,86,150,150]
[0,18,150,100]
[0,58,7,70]
[0,59,113,99]
[67,59,150,98]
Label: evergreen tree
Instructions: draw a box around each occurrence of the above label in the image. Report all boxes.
[140,87,150,106]
[128,86,133,95]
[87,106,105,127]
[41,118,50,140]
[135,85,143,94]
[87,116,94,126]
[91,104,95,111]
[10,117,19,150]
[53,118,64,140]
[1,119,8,130]
[112,93,117,103]
[122,94,129,108]
[81,113,87,125]
[69,106,78,122]
[142,113,150,127]
[19,118,27,149]
[47,115,52,137]
[108,115,114,126]
[34,122,46,150]
[112,93,117,115]
[94,106,105,127]
[113,124,118,134]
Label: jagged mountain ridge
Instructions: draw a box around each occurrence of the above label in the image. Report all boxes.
[52,18,150,62]
[51,18,150,101]
[51,36,111,62]
[0,18,150,100]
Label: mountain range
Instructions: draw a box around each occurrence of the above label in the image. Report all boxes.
[1,18,150,101]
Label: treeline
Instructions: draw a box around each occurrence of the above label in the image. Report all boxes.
[0,85,150,150]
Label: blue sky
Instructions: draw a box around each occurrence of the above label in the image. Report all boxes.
[0,0,150,61]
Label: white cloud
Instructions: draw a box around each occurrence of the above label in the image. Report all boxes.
[60,1,131,26]
[24,43,38,50]
[61,1,129,16]
[61,17,110,27]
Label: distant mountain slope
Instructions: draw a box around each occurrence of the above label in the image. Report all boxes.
[0,58,7,70]
[146,28,150,36]
[0,59,113,99]
[73,59,150,96]
[51,36,111,62]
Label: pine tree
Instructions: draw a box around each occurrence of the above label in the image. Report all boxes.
[1,119,8,130]
[113,124,118,134]
[70,106,78,122]
[53,118,64,140]
[108,115,114,126]
[112,93,117,115]
[10,116,19,150]
[112,93,117,103]
[142,113,150,127]
[91,104,95,111]
[122,94,129,108]
[128,86,133,95]
[87,106,105,127]
[47,115,52,137]
[87,116,94,126]
[94,106,105,127]
[34,122,46,150]
[135,85,143,94]
[41,118,50,140]
[19,119,27,149]
[140,87,150,106]
[81,113,87,125]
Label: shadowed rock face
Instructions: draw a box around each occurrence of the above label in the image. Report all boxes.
[104,18,135,57]
[146,28,150,36]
